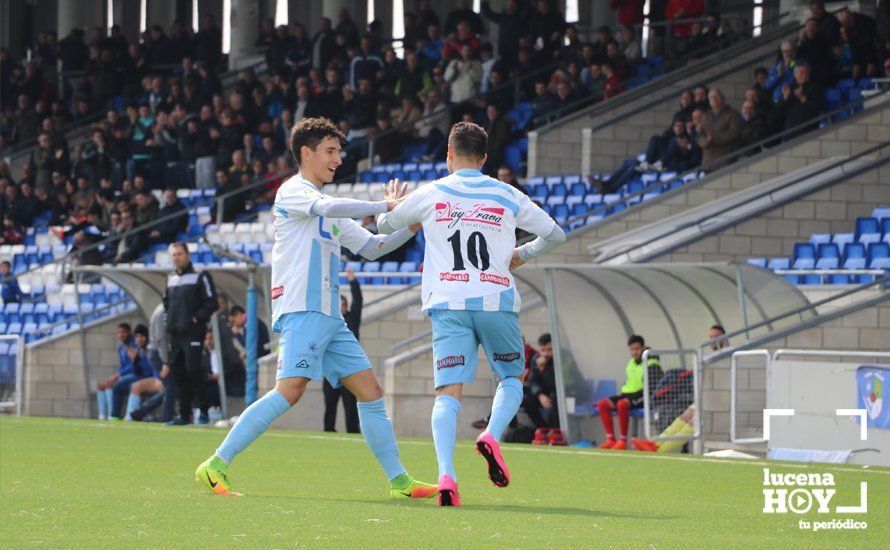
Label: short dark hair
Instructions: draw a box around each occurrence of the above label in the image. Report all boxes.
[289,117,346,165]
[538,333,552,346]
[1,260,10,268]
[230,305,245,316]
[134,324,148,337]
[710,324,726,335]
[627,334,645,347]
[754,66,768,78]
[169,241,189,254]
[118,322,132,332]
[448,122,487,159]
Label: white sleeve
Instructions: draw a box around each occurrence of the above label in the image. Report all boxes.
[310,196,388,218]
[377,186,428,233]
[277,183,324,218]
[338,218,415,260]
[516,225,566,261]
[514,193,558,237]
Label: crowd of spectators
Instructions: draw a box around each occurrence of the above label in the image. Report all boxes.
[593,4,889,194]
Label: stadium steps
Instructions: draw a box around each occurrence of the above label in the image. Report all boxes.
[527,100,890,268]
[530,18,801,176]
[587,156,884,265]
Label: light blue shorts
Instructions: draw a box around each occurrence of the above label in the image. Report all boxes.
[430,310,525,389]
[276,311,371,388]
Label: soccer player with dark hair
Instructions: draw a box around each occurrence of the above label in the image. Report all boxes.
[377,121,566,505]
[596,335,662,450]
[196,118,436,499]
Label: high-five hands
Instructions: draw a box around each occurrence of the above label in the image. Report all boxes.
[384,179,409,211]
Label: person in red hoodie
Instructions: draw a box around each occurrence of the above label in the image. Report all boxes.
[665,0,704,39]
[609,0,645,27]
[602,61,627,98]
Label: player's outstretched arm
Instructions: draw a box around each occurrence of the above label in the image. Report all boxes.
[311,179,408,219]
[339,217,422,261]
[377,180,424,234]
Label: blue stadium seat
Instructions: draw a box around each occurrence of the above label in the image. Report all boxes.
[546,195,566,207]
[816,243,840,260]
[34,303,49,325]
[569,182,587,197]
[4,303,21,324]
[19,303,35,324]
[809,233,831,245]
[881,218,890,238]
[362,262,382,285]
[7,322,22,335]
[435,162,448,178]
[747,258,767,268]
[824,87,842,110]
[872,207,890,223]
[530,183,548,201]
[856,217,880,243]
[571,204,589,218]
[867,243,890,266]
[399,261,420,284]
[549,183,568,198]
[828,274,852,285]
[767,258,790,270]
[849,88,863,112]
[553,204,569,224]
[419,162,437,181]
[833,232,855,255]
[401,162,421,181]
[381,261,400,284]
[360,171,375,183]
[545,175,563,188]
[0,324,6,336]
[793,243,816,269]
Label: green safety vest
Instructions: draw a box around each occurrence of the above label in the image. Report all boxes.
[620,353,661,394]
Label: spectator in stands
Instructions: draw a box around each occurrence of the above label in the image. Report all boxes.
[739,99,766,154]
[96,322,154,420]
[596,335,662,450]
[611,0,645,30]
[0,260,24,304]
[484,104,513,177]
[797,18,835,86]
[230,304,271,363]
[445,0,483,36]
[444,44,483,103]
[528,0,566,63]
[692,85,709,111]
[837,8,880,78]
[602,61,626,99]
[697,89,740,171]
[148,188,186,244]
[134,190,159,228]
[775,64,823,140]
[620,25,643,65]
[523,333,560,428]
[163,241,219,425]
[195,14,222,66]
[416,89,450,161]
[766,41,798,103]
[349,35,384,89]
[497,165,525,195]
[666,0,705,55]
[810,1,840,47]
[113,207,148,264]
[323,268,362,433]
[481,0,527,66]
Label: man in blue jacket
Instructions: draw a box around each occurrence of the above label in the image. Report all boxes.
[1,261,24,304]
[97,323,153,420]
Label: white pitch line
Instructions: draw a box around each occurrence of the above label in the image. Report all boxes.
[8,418,890,477]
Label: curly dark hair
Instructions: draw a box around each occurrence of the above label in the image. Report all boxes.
[289,117,346,165]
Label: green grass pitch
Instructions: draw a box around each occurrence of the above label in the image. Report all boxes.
[1,416,887,548]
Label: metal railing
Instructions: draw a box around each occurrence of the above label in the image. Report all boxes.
[730,349,770,444]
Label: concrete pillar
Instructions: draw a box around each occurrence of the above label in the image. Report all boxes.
[112,0,142,42]
[57,0,105,37]
[148,0,177,28]
[229,0,261,69]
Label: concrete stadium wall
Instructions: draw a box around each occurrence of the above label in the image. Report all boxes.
[530,28,796,176]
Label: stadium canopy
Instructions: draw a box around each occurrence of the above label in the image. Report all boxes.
[514,263,814,436]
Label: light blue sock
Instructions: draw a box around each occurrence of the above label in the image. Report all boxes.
[486,377,524,442]
[431,395,461,480]
[104,389,114,419]
[215,390,291,463]
[125,393,141,421]
[97,389,108,418]
[357,397,406,480]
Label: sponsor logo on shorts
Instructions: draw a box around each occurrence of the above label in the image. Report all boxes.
[294,359,310,369]
[440,272,470,282]
[435,202,505,229]
[493,352,521,362]
[480,273,510,287]
[436,355,466,370]
[271,285,284,300]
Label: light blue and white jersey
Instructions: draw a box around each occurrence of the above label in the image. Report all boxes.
[270,174,372,330]
[385,168,556,313]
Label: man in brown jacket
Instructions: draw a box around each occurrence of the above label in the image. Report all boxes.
[697,89,741,171]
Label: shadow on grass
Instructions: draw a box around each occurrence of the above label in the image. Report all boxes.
[241,494,671,520]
